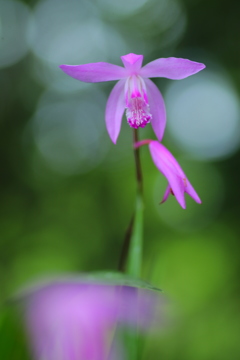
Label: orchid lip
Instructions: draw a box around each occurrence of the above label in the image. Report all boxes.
[125,75,152,129]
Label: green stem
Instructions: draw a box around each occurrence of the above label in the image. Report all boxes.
[118,129,144,277]
[133,129,143,196]
[126,193,143,277]
[117,129,144,359]
[118,215,134,272]
[126,129,144,278]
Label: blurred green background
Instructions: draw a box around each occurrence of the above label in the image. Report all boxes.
[1,0,240,358]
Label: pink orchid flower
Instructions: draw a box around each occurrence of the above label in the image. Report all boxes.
[135,140,201,209]
[59,53,205,144]
[21,279,158,360]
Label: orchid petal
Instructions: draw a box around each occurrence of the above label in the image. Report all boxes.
[152,142,185,177]
[144,79,166,141]
[167,173,186,209]
[105,79,125,144]
[23,281,158,360]
[149,142,185,208]
[140,57,206,80]
[186,180,202,204]
[121,53,143,74]
[157,165,186,208]
[59,63,126,83]
[161,185,171,204]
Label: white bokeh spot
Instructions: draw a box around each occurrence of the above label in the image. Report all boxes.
[165,71,240,160]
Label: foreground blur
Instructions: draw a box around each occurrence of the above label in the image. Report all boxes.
[19,278,159,360]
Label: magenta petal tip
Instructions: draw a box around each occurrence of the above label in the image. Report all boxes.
[121,53,144,73]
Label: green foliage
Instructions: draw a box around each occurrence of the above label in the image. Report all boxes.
[77,271,162,292]
[0,308,30,360]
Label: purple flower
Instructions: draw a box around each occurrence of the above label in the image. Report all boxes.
[21,279,158,360]
[135,140,201,209]
[60,53,205,144]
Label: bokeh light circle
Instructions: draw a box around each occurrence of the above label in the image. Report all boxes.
[0,0,32,68]
[97,0,149,17]
[165,71,240,160]
[31,90,110,175]
[31,0,126,65]
[30,0,128,91]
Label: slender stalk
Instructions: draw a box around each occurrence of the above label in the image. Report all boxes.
[118,129,144,276]
[133,129,143,195]
[118,215,134,272]
[126,192,143,277]
[116,129,144,360]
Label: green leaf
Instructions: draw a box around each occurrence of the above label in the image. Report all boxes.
[13,271,162,300]
[126,193,144,278]
[80,271,162,292]
[0,308,30,360]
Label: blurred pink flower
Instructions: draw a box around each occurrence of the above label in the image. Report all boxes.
[135,140,201,209]
[22,279,158,360]
[60,53,205,144]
